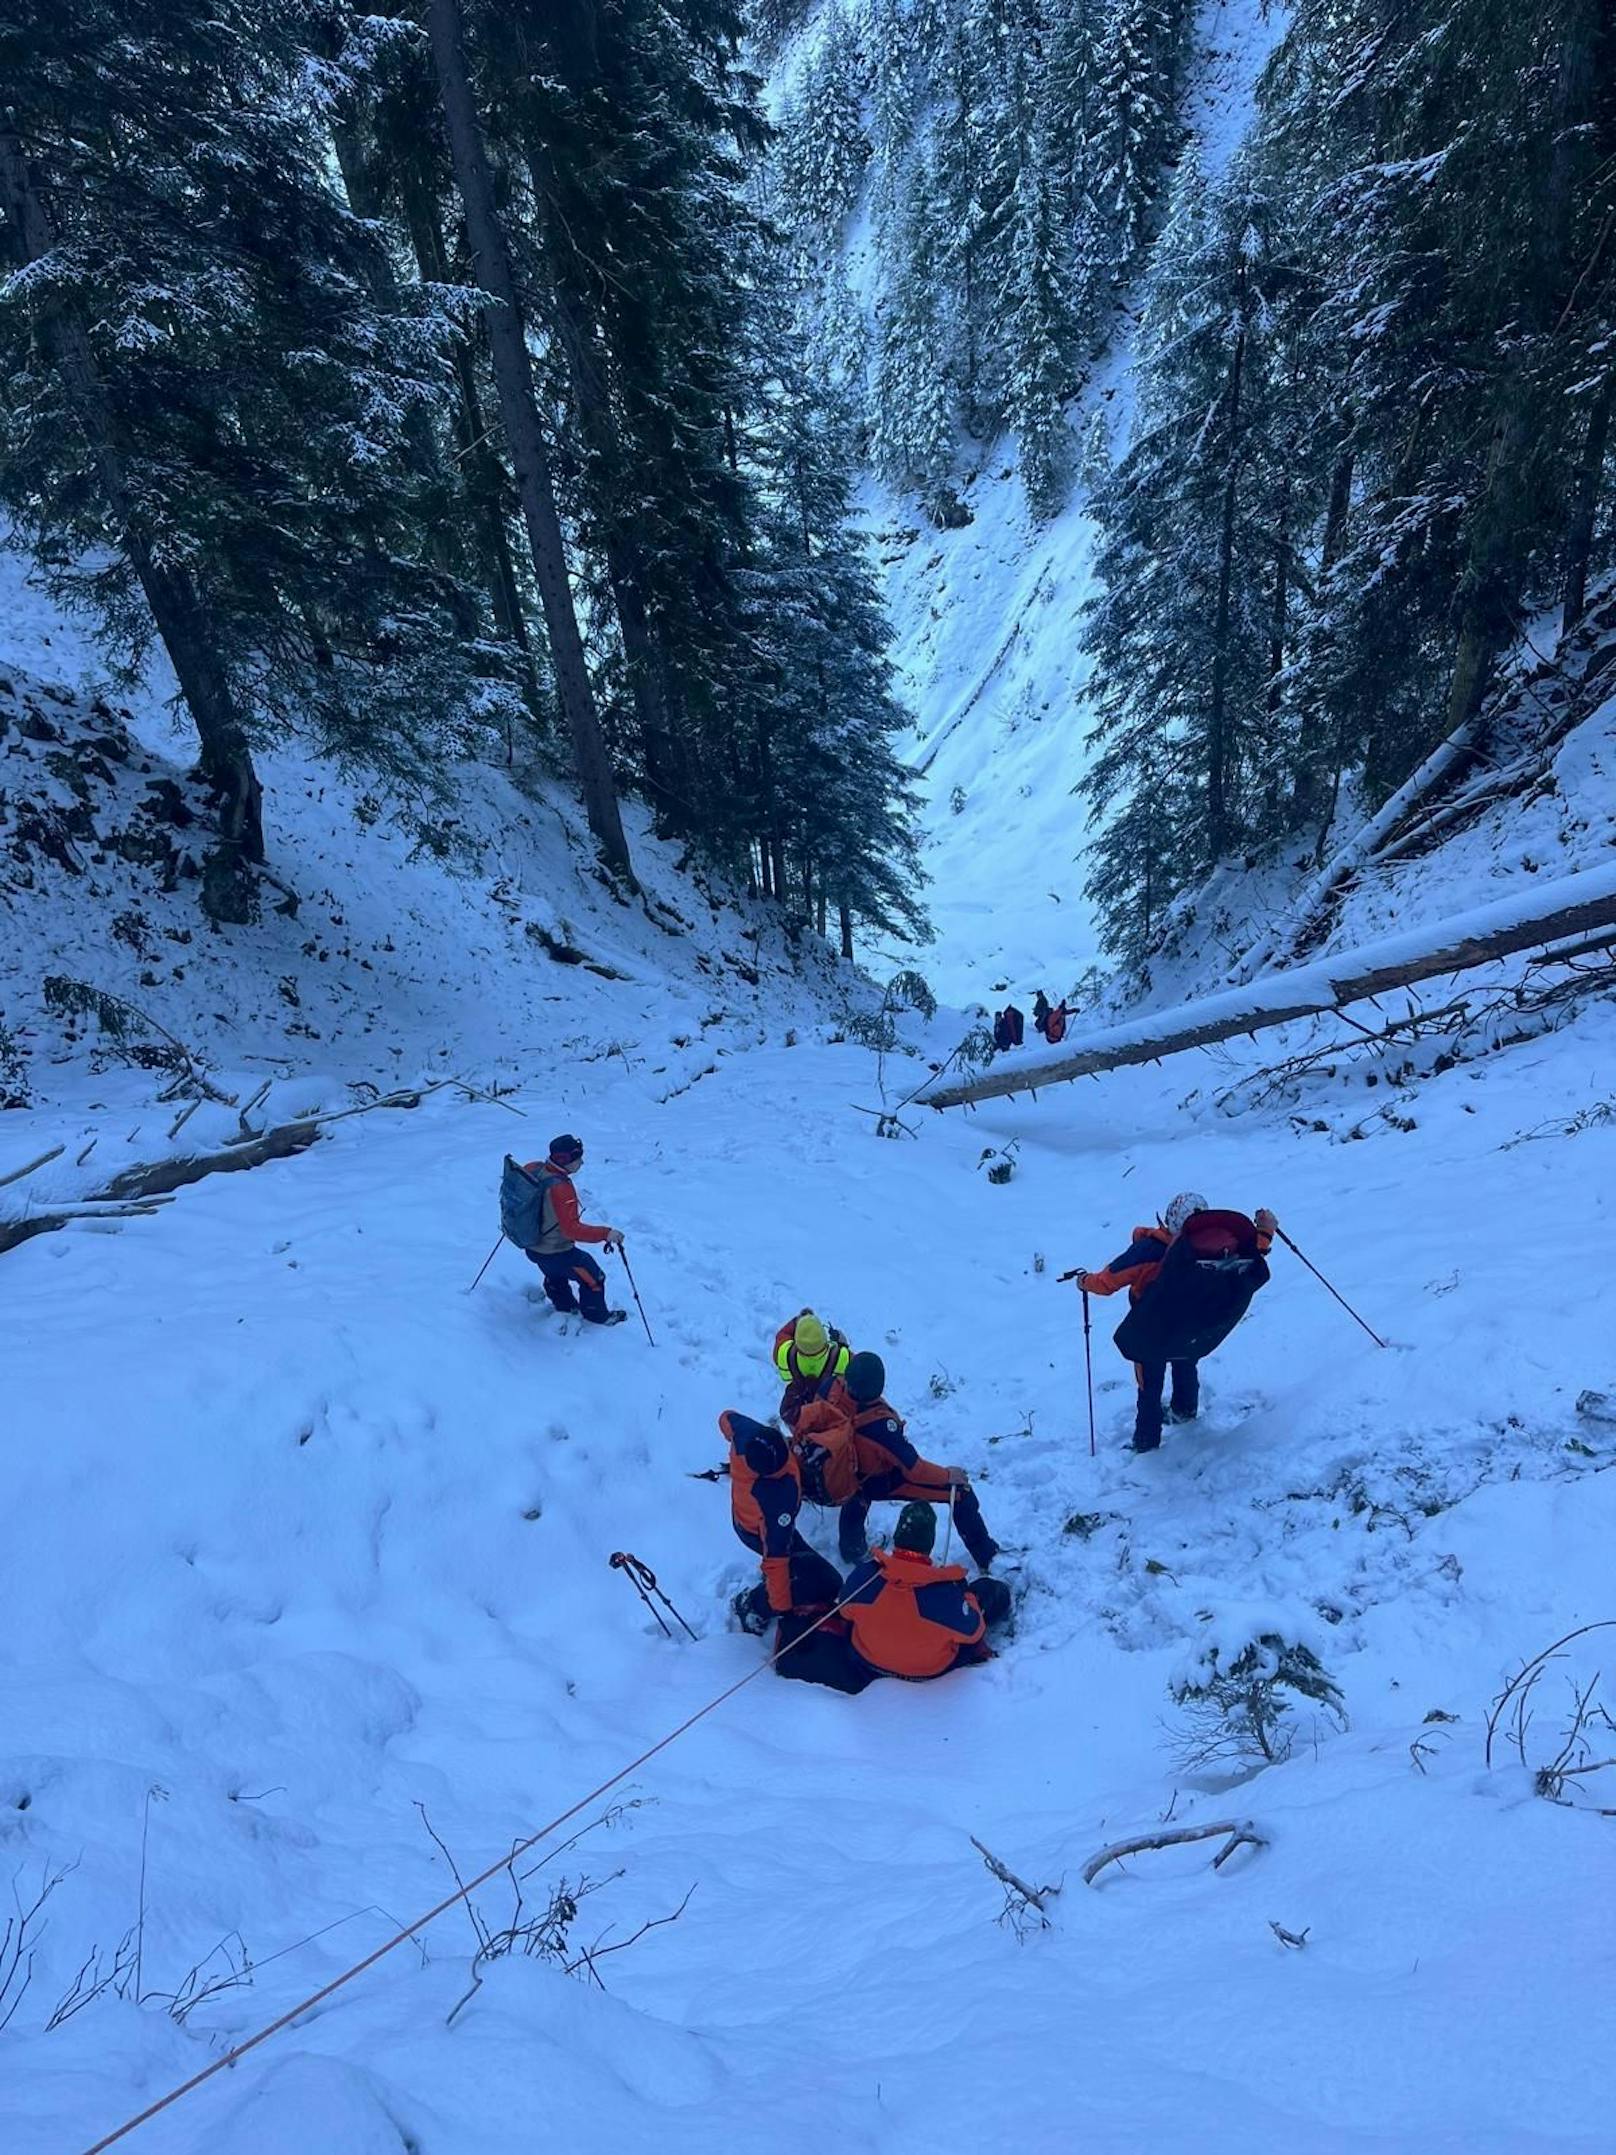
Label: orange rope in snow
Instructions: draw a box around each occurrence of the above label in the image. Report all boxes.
[80,1587,865,2154]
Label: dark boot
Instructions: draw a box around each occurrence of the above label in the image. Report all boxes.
[1132,1360,1166,1451]
[1168,1359,1200,1422]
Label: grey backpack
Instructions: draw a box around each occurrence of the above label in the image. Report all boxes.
[499,1156,555,1249]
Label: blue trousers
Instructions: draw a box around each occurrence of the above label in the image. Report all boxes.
[529,1248,609,1321]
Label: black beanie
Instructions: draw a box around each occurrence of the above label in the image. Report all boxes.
[845,1351,886,1404]
[893,1501,937,1555]
[549,1133,583,1164]
[744,1426,789,1477]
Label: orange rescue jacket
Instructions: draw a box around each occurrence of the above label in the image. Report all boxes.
[843,1548,987,1679]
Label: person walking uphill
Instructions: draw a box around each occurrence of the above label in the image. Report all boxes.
[506,1135,627,1326]
[1071,1192,1277,1452]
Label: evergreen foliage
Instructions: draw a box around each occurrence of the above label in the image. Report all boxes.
[0,0,524,920]
[1081,0,1616,959]
[0,0,929,951]
[772,0,1196,524]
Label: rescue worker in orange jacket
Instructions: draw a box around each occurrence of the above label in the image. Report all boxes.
[773,1310,852,1428]
[829,1352,1000,1570]
[720,1410,842,1634]
[841,1503,1011,1680]
[518,1134,626,1325]
[1072,1192,1277,1452]
[774,1502,1012,1693]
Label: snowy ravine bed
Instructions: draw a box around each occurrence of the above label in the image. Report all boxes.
[4,984,1615,2151]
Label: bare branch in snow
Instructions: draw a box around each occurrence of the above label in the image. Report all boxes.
[1082,1819,1267,1887]
[971,1836,1062,1937]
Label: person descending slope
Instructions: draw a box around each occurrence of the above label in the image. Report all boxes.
[773,1309,852,1428]
[503,1135,627,1326]
[1032,989,1052,1037]
[1071,1192,1277,1451]
[720,1410,843,1636]
[828,1352,1001,1570]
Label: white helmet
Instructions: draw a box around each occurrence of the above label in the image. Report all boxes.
[1165,1191,1208,1235]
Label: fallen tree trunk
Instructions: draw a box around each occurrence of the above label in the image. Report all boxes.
[921,862,1616,1110]
[0,1123,321,1256]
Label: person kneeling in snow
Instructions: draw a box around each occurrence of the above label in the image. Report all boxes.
[773,1502,1010,1694]
[772,1309,852,1429]
[823,1352,1001,1572]
[1070,1191,1276,1453]
[515,1134,627,1326]
[721,1411,843,1637]
[842,1501,1010,1680]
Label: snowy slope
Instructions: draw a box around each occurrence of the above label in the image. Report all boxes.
[0,546,855,1120]
[4,946,1615,2153]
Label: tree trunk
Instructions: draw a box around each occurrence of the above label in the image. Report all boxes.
[0,125,263,923]
[534,226,677,770]
[425,0,633,883]
[838,900,854,961]
[1561,368,1612,637]
[1206,299,1248,862]
[923,860,1616,1108]
[400,178,535,672]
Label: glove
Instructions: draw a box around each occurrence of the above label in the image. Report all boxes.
[1254,1208,1277,1236]
[1070,1267,1089,1288]
[603,1227,625,1252]
[945,1466,972,1488]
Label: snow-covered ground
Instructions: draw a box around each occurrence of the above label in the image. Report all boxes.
[0,543,852,1123]
[5,929,1616,2149]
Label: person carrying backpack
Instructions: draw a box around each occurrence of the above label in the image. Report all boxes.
[992,1003,1026,1053]
[1070,1192,1277,1452]
[1032,990,1052,1037]
[503,1135,626,1326]
[1044,999,1070,1044]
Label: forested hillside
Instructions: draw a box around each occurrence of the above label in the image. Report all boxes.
[0,0,924,962]
[767,0,1615,996]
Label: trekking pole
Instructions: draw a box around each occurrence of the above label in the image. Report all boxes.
[1059,1270,1098,1456]
[1081,1288,1097,1457]
[943,1483,956,1564]
[614,1242,656,1346]
[466,1233,504,1294]
[609,1551,698,1641]
[1274,1226,1388,1350]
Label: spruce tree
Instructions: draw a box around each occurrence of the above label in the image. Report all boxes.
[0,0,522,921]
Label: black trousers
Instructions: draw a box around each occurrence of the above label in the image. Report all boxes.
[838,1477,998,1569]
[1132,1358,1200,1450]
[529,1247,609,1321]
[772,1611,876,1693]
